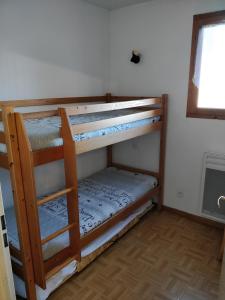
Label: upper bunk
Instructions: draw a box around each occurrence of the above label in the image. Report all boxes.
[0,94,168,169]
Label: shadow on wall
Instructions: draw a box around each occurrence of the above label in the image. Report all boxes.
[0,52,106,99]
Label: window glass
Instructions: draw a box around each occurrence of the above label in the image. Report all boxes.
[196,24,225,109]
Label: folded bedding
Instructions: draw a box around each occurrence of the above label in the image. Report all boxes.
[0,109,160,152]
[5,167,157,260]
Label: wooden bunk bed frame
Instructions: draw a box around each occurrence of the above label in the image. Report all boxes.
[0,93,168,300]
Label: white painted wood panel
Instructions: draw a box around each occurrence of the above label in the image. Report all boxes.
[0,185,16,300]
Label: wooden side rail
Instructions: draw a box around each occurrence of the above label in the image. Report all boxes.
[23,110,58,120]
[0,95,107,108]
[0,95,107,124]
[65,98,161,116]
[76,122,162,154]
[71,109,162,135]
[110,95,159,101]
[111,163,159,179]
[81,186,160,248]
[44,246,76,279]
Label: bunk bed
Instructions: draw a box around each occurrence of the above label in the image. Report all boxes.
[0,93,168,300]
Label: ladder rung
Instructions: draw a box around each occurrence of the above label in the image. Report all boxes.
[37,187,74,206]
[41,223,76,245]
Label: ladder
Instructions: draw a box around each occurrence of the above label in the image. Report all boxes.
[14,111,81,289]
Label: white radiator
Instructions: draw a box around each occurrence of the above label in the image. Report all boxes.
[200,152,225,223]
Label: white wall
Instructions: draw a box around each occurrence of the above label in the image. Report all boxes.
[110,0,225,215]
[0,0,109,207]
[0,0,109,99]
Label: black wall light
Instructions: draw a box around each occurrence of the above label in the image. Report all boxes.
[130,50,141,64]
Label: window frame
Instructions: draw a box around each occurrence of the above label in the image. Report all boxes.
[186,10,225,120]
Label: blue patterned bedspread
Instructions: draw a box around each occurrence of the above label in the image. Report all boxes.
[5,167,157,259]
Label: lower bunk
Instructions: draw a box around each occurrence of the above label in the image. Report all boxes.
[14,200,154,300]
[5,167,158,299]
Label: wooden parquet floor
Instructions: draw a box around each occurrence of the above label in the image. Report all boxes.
[48,210,222,300]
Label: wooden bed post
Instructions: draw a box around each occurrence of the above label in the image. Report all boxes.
[158,94,168,210]
[15,113,46,289]
[2,107,37,300]
[59,108,81,261]
[106,93,113,167]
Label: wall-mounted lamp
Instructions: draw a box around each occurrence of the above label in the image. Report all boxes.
[130,49,141,64]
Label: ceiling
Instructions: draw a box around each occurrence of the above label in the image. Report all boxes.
[85,0,150,10]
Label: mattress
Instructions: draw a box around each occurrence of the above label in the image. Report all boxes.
[5,167,157,260]
[0,109,160,152]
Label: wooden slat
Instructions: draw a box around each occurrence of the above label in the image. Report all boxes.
[46,256,75,280]
[2,107,37,299]
[44,246,78,277]
[0,131,5,144]
[9,244,22,261]
[23,110,58,120]
[37,187,73,206]
[76,122,162,154]
[33,145,63,166]
[11,260,24,280]
[81,186,160,248]
[41,224,76,245]
[0,111,2,121]
[0,96,106,108]
[111,163,159,179]
[111,95,159,101]
[15,113,46,289]
[66,98,161,116]
[0,153,9,169]
[72,109,162,134]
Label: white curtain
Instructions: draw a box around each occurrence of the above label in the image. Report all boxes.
[193,27,204,88]
[193,23,225,109]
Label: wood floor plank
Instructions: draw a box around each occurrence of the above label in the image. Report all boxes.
[48,210,222,300]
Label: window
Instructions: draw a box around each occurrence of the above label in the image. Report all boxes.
[187,10,225,119]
